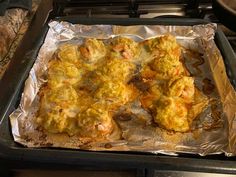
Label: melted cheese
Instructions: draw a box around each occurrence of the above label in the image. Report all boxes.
[58,44,80,64]
[144,34,181,60]
[98,58,136,83]
[79,38,107,63]
[95,81,135,107]
[154,96,189,132]
[167,76,195,103]
[37,86,80,135]
[77,102,113,138]
[47,61,83,88]
[110,37,140,60]
[37,34,209,136]
[141,55,184,80]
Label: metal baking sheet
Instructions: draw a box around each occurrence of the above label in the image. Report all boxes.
[9,21,236,156]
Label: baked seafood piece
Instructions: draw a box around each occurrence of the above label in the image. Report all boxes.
[110,37,140,60]
[36,34,210,138]
[138,35,209,132]
[141,54,185,80]
[154,96,189,132]
[141,34,185,80]
[153,77,195,132]
[79,38,107,63]
[47,60,83,88]
[95,80,137,107]
[140,76,208,132]
[77,101,114,138]
[58,44,80,65]
[167,76,195,103]
[142,34,181,60]
[153,87,208,132]
[97,58,136,83]
[37,85,80,136]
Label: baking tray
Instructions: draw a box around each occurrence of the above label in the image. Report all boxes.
[0,14,236,173]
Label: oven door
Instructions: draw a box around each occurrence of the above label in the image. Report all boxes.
[1,158,236,177]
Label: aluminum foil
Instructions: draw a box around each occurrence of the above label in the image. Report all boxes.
[10,21,236,156]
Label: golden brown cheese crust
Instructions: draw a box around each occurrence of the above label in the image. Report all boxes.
[47,60,83,88]
[110,37,140,60]
[97,58,136,83]
[58,44,80,65]
[37,35,209,137]
[142,34,181,60]
[79,38,107,63]
[167,76,195,103]
[37,85,80,135]
[94,81,137,109]
[141,54,184,80]
[77,102,113,138]
[139,35,208,132]
[154,96,189,132]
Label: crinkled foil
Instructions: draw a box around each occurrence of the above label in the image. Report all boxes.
[10,21,236,156]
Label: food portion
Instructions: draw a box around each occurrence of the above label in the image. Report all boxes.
[142,34,181,60]
[167,76,195,103]
[37,35,209,139]
[97,58,136,83]
[57,44,81,65]
[154,96,189,132]
[141,35,185,80]
[110,37,140,60]
[37,85,80,136]
[141,55,185,80]
[139,35,208,132]
[139,75,208,132]
[47,60,83,88]
[95,81,137,109]
[37,37,139,139]
[79,38,107,63]
[77,101,113,138]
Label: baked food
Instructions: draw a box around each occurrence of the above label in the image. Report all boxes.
[37,34,209,137]
[37,85,79,135]
[77,101,113,138]
[97,58,136,83]
[110,37,140,60]
[139,35,208,132]
[142,34,181,60]
[141,54,185,80]
[79,38,107,63]
[47,60,83,88]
